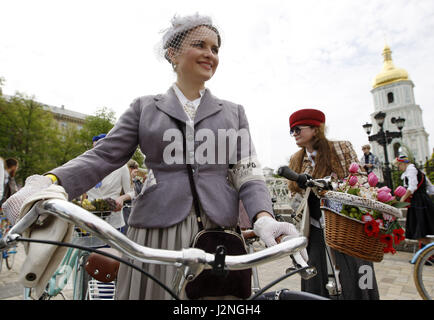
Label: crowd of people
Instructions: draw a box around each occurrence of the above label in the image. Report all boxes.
[1,13,434,300]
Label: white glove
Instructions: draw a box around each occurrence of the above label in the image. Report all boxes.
[1,175,53,225]
[253,215,308,262]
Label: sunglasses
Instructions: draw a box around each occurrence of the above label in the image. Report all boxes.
[290,126,311,136]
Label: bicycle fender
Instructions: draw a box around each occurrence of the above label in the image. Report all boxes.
[411,242,434,264]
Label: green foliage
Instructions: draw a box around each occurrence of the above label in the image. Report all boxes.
[0,93,60,185]
[424,152,434,183]
[0,77,5,95]
[52,124,85,166]
[0,77,122,185]
[132,148,145,168]
[78,106,116,150]
[347,188,360,196]
[391,165,403,189]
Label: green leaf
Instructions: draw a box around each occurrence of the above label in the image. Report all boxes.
[391,202,410,208]
[347,188,360,196]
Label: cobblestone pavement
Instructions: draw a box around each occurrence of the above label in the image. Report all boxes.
[0,241,431,300]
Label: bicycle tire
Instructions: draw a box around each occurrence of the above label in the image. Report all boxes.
[413,246,434,300]
[256,289,329,300]
[73,252,91,300]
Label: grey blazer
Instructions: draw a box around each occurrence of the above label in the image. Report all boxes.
[50,87,273,228]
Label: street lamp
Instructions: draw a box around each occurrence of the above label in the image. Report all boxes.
[362,112,405,189]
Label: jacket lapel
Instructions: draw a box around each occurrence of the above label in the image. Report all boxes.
[154,88,190,123]
[194,89,223,124]
[154,87,223,125]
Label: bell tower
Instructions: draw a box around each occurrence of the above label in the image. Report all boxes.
[370,45,430,165]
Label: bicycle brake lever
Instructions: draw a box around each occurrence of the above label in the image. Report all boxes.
[287,253,317,280]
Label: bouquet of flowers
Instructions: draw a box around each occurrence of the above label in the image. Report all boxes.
[72,197,117,216]
[333,162,410,254]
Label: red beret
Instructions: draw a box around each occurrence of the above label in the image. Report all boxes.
[289,109,325,128]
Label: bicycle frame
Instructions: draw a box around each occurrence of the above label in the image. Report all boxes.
[1,198,311,300]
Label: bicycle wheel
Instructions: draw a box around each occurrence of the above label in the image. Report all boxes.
[413,246,434,300]
[5,247,16,270]
[73,251,91,300]
[0,251,3,273]
[256,289,329,300]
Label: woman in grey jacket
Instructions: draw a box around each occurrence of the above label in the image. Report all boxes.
[2,13,302,299]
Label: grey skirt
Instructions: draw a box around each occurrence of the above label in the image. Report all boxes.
[115,206,220,300]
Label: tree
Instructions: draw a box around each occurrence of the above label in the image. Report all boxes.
[52,124,85,166]
[78,106,116,149]
[79,106,145,167]
[0,93,60,185]
[132,148,145,168]
[424,152,434,183]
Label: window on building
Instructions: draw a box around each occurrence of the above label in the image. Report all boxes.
[393,143,401,158]
[387,92,394,104]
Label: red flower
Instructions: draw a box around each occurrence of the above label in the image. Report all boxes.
[384,246,396,254]
[380,234,393,246]
[393,228,405,245]
[364,220,380,237]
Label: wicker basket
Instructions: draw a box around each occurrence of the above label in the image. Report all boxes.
[320,191,402,263]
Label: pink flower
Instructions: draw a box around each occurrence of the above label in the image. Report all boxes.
[348,163,359,174]
[378,186,391,193]
[377,191,393,202]
[348,176,358,186]
[394,186,407,198]
[368,172,378,187]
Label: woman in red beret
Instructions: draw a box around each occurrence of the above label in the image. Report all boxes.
[287,108,380,300]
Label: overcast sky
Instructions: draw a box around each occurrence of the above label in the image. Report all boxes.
[1,0,433,170]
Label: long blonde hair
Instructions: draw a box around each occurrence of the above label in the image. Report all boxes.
[288,124,345,193]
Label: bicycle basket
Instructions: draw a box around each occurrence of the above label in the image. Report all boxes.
[320,191,402,262]
[73,211,112,248]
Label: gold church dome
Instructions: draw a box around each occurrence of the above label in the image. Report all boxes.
[373,45,409,88]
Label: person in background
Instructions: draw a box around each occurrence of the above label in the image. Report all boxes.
[287,108,379,300]
[127,159,146,197]
[360,144,380,175]
[1,158,19,207]
[393,155,434,252]
[85,134,134,232]
[122,159,146,234]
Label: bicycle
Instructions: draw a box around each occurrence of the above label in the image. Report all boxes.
[410,235,434,300]
[276,166,404,299]
[0,214,17,272]
[23,211,114,300]
[0,198,326,300]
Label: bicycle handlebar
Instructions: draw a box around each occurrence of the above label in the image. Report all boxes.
[277,166,333,190]
[0,199,308,271]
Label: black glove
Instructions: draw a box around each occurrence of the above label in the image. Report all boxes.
[296,174,312,189]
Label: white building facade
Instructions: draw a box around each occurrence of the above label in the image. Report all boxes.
[370,46,430,165]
